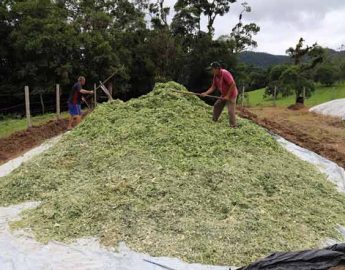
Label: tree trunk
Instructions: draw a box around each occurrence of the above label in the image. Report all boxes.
[39,93,45,114]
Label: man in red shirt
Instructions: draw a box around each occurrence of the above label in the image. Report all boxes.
[201,62,238,127]
[67,76,94,130]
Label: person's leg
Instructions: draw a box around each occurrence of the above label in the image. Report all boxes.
[67,103,74,130]
[227,97,237,127]
[67,114,73,130]
[213,99,226,122]
[75,115,82,125]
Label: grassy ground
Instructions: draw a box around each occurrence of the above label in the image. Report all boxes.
[0,112,68,139]
[1,82,345,266]
[247,83,345,107]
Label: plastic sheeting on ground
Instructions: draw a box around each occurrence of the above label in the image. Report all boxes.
[310,99,345,120]
[0,202,231,270]
[275,135,345,193]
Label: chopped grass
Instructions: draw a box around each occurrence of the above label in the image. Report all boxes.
[247,83,345,107]
[0,112,68,139]
[1,82,345,266]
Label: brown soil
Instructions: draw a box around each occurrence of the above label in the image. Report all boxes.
[288,103,305,110]
[237,106,345,169]
[0,119,68,165]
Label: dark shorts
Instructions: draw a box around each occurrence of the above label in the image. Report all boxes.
[68,103,82,116]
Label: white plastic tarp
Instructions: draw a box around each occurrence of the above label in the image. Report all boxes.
[275,135,345,193]
[310,99,345,120]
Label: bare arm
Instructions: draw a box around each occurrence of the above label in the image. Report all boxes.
[224,83,236,100]
[80,89,94,95]
[201,84,216,97]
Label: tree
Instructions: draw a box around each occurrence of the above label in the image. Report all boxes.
[265,64,289,98]
[229,2,260,53]
[199,0,236,35]
[173,0,236,36]
[9,0,78,91]
[315,64,340,86]
[0,0,261,114]
[277,38,325,102]
[280,65,315,99]
[172,0,201,39]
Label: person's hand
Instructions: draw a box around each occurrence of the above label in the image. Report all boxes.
[200,92,207,97]
[89,90,94,95]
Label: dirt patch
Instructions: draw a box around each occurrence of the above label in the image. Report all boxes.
[288,103,305,110]
[0,119,68,165]
[237,106,345,169]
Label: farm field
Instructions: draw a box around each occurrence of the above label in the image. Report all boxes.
[247,83,345,107]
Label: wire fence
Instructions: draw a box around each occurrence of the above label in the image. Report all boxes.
[0,83,109,118]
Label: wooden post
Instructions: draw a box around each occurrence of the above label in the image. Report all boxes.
[39,92,45,114]
[25,86,32,128]
[94,83,97,108]
[241,86,245,107]
[273,86,277,107]
[56,84,60,119]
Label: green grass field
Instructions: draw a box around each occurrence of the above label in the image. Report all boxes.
[0,112,68,139]
[247,83,345,107]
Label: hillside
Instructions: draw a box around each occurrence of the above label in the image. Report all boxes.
[1,82,345,266]
[239,49,345,69]
[247,83,345,107]
[239,51,290,69]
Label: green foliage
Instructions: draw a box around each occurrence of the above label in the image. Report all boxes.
[280,66,315,98]
[264,64,289,98]
[264,38,324,102]
[315,64,340,86]
[1,0,260,111]
[2,82,345,266]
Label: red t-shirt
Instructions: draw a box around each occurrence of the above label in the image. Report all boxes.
[212,69,238,98]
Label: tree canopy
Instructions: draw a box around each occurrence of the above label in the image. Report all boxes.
[0,0,260,113]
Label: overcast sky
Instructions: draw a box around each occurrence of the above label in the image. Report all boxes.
[165,0,345,55]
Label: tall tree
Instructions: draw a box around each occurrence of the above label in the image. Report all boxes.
[199,0,236,35]
[267,38,325,102]
[173,0,236,36]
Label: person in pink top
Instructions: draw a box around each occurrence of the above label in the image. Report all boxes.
[201,62,238,127]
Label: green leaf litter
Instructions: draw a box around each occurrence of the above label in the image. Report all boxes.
[1,81,345,266]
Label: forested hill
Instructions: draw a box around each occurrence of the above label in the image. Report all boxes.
[239,49,345,69]
[239,51,290,69]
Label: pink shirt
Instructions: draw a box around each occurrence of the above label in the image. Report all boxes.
[212,69,238,98]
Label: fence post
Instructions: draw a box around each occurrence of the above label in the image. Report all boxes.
[94,83,97,108]
[56,84,60,119]
[241,86,245,107]
[273,86,277,107]
[25,86,32,128]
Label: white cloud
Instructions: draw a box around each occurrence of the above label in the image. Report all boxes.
[164,0,345,54]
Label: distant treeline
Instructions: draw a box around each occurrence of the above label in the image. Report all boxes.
[0,0,261,114]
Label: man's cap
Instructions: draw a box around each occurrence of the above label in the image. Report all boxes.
[207,61,221,70]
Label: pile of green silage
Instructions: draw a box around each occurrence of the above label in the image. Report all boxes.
[1,81,345,266]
